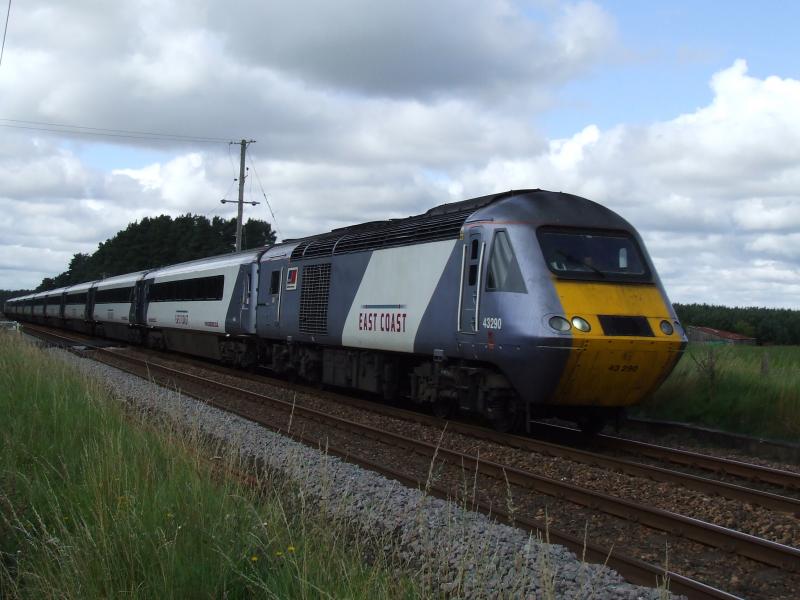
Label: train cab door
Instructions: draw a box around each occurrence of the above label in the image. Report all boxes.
[458,229,486,334]
[257,262,284,332]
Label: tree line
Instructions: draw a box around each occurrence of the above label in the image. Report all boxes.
[1,214,276,302]
[674,303,800,345]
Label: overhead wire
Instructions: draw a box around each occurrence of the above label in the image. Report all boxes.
[0,0,10,67]
[247,151,283,241]
[0,112,265,245]
[221,177,236,205]
[0,117,232,144]
[227,142,238,178]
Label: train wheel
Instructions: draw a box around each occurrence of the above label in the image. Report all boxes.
[489,400,523,433]
[432,397,454,419]
[576,415,606,436]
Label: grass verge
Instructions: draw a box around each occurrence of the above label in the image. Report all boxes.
[0,332,416,599]
[635,343,800,441]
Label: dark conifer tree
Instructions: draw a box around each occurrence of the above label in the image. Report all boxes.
[29,215,277,292]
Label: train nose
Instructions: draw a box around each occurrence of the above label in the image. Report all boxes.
[550,332,684,406]
[547,281,686,407]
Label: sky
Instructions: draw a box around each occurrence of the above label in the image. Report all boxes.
[1,1,799,308]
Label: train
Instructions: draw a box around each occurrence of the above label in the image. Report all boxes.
[4,189,687,433]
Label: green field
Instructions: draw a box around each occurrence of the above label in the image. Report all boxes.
[0,332,415,599]
[636,343,800,442]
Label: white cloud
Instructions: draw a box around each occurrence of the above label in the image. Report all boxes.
[733,198,800,231]
[460,60,800,306]
[746,234,800,259]
[211,0,615,99]
[0,3,798,309]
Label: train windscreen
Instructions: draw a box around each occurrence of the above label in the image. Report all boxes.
[537,228,651,282]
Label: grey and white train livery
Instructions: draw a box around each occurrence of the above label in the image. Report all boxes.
[6,189,687,432]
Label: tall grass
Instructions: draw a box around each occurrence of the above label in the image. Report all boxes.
[636,343,800,441]
[0,332,415,599]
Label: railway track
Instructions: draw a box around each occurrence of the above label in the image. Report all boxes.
[619,416,800,464]
[87,350,747,599]
[162,346,800,512]
[528,421,800,492]
[21,324,800,599]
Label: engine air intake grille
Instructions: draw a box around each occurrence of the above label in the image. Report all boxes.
[598,315,654,337]
[299,263,331,334]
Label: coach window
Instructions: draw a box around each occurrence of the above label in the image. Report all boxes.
[486,230,527,293]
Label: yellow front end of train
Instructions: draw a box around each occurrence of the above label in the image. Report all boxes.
[550,280,684,407]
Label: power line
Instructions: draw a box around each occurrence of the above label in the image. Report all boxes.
[227,142,238,177]
[0,117,232,144]
[0,0,10,67]
[248,151,283,241]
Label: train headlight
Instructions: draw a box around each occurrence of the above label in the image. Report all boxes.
[571,316,591,332]
[660,320,674,335]
[548,316,571,332]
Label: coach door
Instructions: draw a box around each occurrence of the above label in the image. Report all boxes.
[131,280,148,325]
[458,229,485,334]
[239,262,258,333]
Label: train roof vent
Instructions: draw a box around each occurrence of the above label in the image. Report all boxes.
[301,237,338,259]
[290,242,311,260]
[333,209,472,255]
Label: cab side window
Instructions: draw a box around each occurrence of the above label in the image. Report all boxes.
[486,231,526,293]
[270,270,281,294]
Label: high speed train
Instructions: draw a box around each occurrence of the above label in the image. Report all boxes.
[5,189,687,433]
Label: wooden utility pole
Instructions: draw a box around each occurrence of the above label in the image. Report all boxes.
[235,139,248,252]
[221,138,257,252]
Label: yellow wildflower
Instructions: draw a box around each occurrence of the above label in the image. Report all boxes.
[250,555,259,562]
[274,550,284,557]
[287,545,296,553]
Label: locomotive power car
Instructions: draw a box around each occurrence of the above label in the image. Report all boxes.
[5,189,687,433]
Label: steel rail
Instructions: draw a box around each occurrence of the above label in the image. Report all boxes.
[597,434,800,491]
[434,420,800,515]
[22,324,94,346]
[88,349,800,574]
[622,416,800,463]
[527,420,800,491]
[88,349,741,600]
